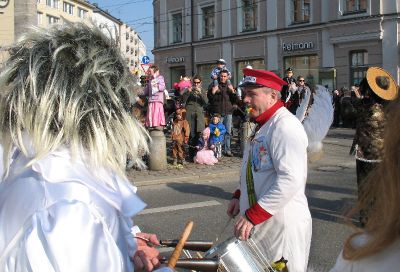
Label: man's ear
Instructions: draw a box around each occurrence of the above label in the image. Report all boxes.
[270,90,278,99]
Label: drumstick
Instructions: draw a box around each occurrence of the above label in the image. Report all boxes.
[167,221,194,269]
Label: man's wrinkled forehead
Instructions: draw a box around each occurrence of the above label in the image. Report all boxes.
[242,86,266,96]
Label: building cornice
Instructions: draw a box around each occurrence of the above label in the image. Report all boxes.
[74,0,96,9]
[330,31,382,44]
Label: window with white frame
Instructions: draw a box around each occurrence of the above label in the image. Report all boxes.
[343,0,367,14]
[202,6,214,38]
[47,15,59,24]
[172,12,182,43]
[63,2,74,15]
[46,0,59,9]
[37,12,43,25]
[78,7,88,19]
[291,0,310,24]
[242,0,257,31]
[350,50,368,85]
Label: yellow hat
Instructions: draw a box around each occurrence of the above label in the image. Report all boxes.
[366,67,398,101]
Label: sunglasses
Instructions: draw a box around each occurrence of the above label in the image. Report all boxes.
[298,79,305,82]
[193,81,201,84]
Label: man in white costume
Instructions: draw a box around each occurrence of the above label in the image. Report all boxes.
[0,23,172,272]
[227,68,312,272]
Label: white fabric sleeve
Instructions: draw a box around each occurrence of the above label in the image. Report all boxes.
[259,118,308,215]
[23,200,128,272]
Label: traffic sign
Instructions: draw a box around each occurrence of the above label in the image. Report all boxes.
[141,56,150,64]
[141,63,153,73]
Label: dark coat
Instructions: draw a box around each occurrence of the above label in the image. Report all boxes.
[207,82,238,115]
[182,88,208,134]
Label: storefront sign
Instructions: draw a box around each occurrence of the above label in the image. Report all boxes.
[166,56,185,64]
[282,41,314,52]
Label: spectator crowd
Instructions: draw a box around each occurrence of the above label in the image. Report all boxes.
[134,61,324,167]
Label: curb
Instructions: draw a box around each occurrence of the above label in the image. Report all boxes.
[133,169,240,187]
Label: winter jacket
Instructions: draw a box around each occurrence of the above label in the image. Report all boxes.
[207,82,238,115]
[143,74,166,103]
[209,122,226,145]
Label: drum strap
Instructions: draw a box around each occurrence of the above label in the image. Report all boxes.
[246,150,257,206]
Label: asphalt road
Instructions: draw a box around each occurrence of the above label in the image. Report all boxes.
[134,128,358,271]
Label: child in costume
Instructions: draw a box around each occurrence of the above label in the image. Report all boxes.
[208,114,226,159]
[194,127,218,165]
[171,108,190,165]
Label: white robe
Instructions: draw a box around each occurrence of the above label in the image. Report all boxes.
[330,234,400,272]
[239,107,312,272]
[0,146,146,271]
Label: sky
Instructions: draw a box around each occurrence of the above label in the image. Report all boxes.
[93,0,154,61]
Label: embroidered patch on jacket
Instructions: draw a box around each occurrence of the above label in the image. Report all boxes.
[251,136,273,171]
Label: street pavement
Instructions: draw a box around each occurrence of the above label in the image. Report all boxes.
[127,127,355,188]
[126,131,243,186]
[127,127,358,271]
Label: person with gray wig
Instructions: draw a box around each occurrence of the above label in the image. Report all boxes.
[0,23,172,272]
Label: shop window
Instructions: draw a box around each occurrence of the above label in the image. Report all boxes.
[291,0,310,24]
[196,63,216,86]
[202,6,215,38]
[242,0,257,32]
[343,0,367,14]
[284,55,319,86]
[350,50,368,85]
[170,66,186,89]
[172,13,183,43]
[63,2,74,15]
[236,59,265,85]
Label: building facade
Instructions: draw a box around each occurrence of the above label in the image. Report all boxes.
[153,0,400,90]
[120,24,147,76]
[0,0,146,75]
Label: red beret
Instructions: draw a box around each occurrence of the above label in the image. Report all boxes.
[239,68,287,91]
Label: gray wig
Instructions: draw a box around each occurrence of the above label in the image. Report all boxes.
[0,22,148,178]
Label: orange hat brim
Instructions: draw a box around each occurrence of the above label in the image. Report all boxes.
[366,67,398,101]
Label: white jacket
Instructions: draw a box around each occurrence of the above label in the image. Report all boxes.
[239,107,312,272]
[330,234,400,272]
[0,146,145,271]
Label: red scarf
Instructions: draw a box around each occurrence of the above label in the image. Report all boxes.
[255,100,284,127]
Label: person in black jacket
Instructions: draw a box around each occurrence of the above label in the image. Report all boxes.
[281,67,296,105]
[207,69,238,157]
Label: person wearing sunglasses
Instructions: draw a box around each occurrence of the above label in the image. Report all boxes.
[182,75,208,161]
[287,76,307,115]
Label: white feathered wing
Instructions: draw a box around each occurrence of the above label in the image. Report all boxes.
[298,85,334,161]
